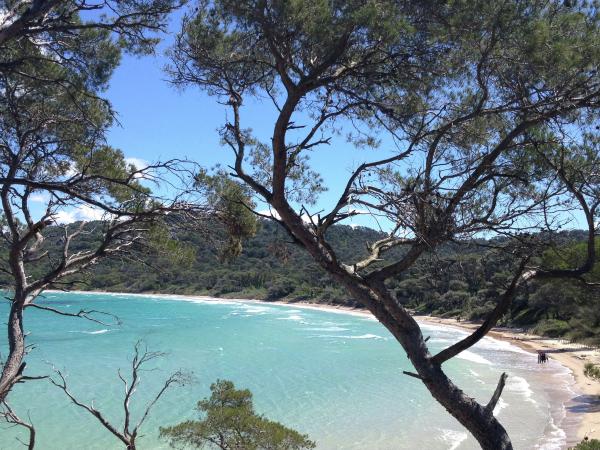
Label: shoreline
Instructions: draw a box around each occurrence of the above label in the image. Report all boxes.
[409,314,600,444]
[47,289,600,447]
[272,300,600,445]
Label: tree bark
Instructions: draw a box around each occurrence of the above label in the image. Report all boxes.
[0,295,26,402]
[339,275,513,450]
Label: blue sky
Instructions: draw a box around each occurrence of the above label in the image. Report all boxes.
[103,25,398,229]
[99,14,588,234]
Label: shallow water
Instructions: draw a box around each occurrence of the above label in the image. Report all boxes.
[0,292,575,449]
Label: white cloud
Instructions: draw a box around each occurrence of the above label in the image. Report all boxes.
[125,157,149,170]
[347,208,369,215]
[257,207,384,230]
[257,209,281,220]
[65,165,78,177]
[52,205,107,224]
[0,7,16,29]
[125,157,152,180]
[59,162,78,178]
[29,193,48,203]
[52,210,76,224]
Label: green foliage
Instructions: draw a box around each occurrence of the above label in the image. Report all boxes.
[148,224,197,268]
[0,0,185,224]
[196,170,258,260]
[1,219,598,343]
[584,363,600,382]
[160,379,315,450]
[572,438,600,450]
[542,240,600,283]
[0,15,160,213]
[532,319,571,338]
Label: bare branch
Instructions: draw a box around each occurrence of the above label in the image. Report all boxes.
[24,304,121,326]
[485,373,508,416]
[49,342,190,450]
[432,259,532,365]
[0,401,36,450]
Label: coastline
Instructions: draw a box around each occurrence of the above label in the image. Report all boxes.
[46,289,600,447]
[273,300,600,446]
[273,300,600,445]
[411,314,600,445]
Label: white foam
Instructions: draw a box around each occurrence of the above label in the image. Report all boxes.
[429,338,453,345]
[304,327,350,332]
[67,329,110,335]
[239,305,272,315]
[534,371,572,449]
[179,297,240,306]
[311,333,385,340]
[474,336,531,355]
[493,397,509,416]
[277,314,304,321]
[346,333,384,340]
[468,369,486,384]
[88,329,109,335]
[535,421,566,450]
[456,350,492,365]
[419,320,533,357]
[506,376,537,404]
[420,322,470,336]
[438,428,468,450]
[68,329,110,335]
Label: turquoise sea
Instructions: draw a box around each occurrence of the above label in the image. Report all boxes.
[0,292,576,449]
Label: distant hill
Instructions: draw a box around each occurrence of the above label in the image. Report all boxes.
[1,220,597,344]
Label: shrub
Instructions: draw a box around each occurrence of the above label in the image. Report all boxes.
[160,380,315,450]
[572,438,600,449]
[532,319,570,338]
[584,363,600,381]
[266,280,296,300]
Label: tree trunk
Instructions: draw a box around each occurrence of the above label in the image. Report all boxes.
[416,358,512,450]
[0,297,26,402]
[270,206,514,449]
[338,275,513,450]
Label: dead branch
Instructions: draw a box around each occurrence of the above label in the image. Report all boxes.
[0,401,36,450]
[49,341,191,450]
[24,304,121,327]
[485,373,508,416]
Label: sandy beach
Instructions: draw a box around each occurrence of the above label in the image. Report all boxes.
[46,290,600,447]
[412,314,600,445]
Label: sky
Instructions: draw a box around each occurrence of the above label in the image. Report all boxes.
[73,8,589,233]
[102,21,398,229]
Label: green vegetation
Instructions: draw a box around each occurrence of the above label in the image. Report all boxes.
[160,379,315,450]
[573,438,600,450]
[584,363,600,382]
[2,220,597,344]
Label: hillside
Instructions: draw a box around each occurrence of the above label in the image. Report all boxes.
[1,220,598,344]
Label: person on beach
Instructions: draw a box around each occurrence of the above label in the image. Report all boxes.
[537,351,548,364]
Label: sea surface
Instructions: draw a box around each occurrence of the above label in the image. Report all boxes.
[0,292,575,450]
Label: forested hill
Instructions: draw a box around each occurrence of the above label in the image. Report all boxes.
[84,220,387,302]
[1,220,598,343]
